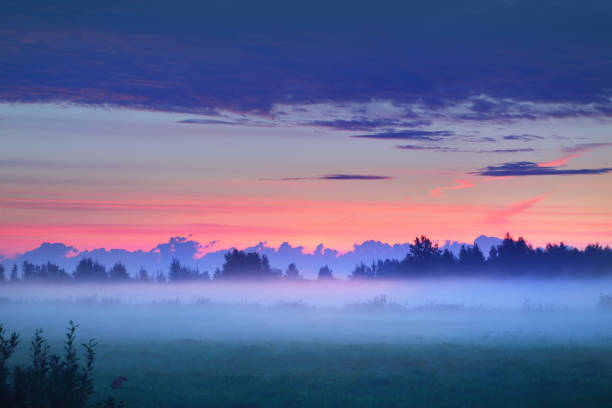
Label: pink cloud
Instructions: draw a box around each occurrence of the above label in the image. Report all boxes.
[486,195,548,224]
[538,153,580,167]
[538,142,612,167]
[430,179,475,197]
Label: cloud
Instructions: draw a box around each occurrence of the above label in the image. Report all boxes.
[320,174,391,180]
[455,97,612,122]
[397,145,534,153]
[306,119,431,131]
[431,179,475,197]
[537,154,580,168]
[502,134,544,141]
[352,130,454,141]
[269,174,393,181]
[177,117,274,127]
[397,145,459,152]
[474,161,612,177]
[562,142,612,154]
[538,142,612,167]
[486,195,547,224]
[178,119,238,125]
[1,1,612,117]
[487,148,535,153]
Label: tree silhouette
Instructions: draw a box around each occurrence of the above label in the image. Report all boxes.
[169,258,208,281]
[318,265,333,280]
[3,232,612,283]
[155,270,166,283]
[109,263,130,281]
[9,265,18,282]
[440,249,457,271]
[458,244,485,271]
[22,261,37,281]
[21,262,70,282]
[373,259,401,279]
[398,235,443,275]
[582,243,611,277]
[346,234,611,279]
[137,267,149,281]
[73,259,107,282]
[349,262,376,280]
[487,233,538,276]
[408,235,441,263]
[215,250,277,280]
[284,263,301,280]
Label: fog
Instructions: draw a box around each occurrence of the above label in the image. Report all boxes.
[2,279,612,345]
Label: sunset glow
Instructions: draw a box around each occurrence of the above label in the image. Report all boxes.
[0,1,611,262]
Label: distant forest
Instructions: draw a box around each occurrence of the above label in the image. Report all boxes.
[1,234,611,283]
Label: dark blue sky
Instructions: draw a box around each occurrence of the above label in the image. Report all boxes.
[2,0,612,113]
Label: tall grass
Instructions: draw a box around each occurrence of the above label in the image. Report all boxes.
[0,321,125,408]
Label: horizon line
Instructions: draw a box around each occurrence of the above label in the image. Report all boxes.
[2,233,610,261]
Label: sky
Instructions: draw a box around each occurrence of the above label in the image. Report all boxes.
[1,0,611,257]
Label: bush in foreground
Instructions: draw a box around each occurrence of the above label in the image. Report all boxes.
[0,321,124,408]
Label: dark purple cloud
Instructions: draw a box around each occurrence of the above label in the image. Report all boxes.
[320,174,392,180]
[474,161,612,177]
[178,118,274,127]
[1,1,611,115]
[352,130,454,141]
[264,174,392,181]
[178,119,239,125]
[397,145,535,153]
[397,145,458,152]
[502,134,545,142]
[307,119,431,131]
[486,148,536,153]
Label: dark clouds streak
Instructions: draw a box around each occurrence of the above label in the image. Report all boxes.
[319,174,392,180]
[352,130,454,141]
[397,145,535,153]
[307,119,431,131]
[475,161,612,177]
[1,1,611,114]
[502,134,545,141]
[263,174,393,181]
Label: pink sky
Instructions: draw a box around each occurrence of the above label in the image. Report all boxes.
[0,103,611,256]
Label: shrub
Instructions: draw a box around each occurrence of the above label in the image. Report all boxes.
[347,295,405,312]
[0,321,125,408]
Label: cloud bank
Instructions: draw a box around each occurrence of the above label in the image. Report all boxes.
[1,236,503,279]
[2,1,611,116]
[475,162,612,177]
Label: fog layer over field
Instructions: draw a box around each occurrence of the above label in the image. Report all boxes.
[2,279,612,345]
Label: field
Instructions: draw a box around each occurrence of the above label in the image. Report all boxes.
[10,339,609,407]
[3,280,612,407]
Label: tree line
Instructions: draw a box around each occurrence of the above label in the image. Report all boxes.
[1,234,610,283]
[0,249,331,283]
[349,234,612,279]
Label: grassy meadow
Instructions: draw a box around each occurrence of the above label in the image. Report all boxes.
[3,281,612,407]
[77,340,612,407]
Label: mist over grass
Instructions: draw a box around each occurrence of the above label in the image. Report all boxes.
[2,279,612,346]
[4,279,612,407]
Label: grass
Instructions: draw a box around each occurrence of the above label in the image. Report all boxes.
[9,339,610,407]
[3,294,612,407]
